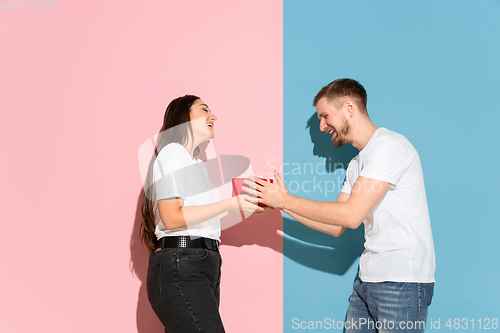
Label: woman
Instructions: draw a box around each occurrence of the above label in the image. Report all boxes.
[141,95,263,333]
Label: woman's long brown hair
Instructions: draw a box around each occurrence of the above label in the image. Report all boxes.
[140,95,201,253]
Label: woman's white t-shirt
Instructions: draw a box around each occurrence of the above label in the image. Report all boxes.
[341,128,435,283]
[153,143,221,241]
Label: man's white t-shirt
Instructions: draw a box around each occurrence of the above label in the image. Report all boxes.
[153,143,221,241]
[341,128,435,283]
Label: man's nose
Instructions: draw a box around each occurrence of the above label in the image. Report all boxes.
[319,119,326,132]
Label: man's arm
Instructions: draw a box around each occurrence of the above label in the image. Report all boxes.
[283,191,349,237]
[246,170,390,229]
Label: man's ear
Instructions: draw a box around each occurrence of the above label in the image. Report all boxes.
[345,99,355,118]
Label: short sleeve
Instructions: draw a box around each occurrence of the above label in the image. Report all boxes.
[340,163,354,194]
[153,144,191,200]
[360,137,409,186]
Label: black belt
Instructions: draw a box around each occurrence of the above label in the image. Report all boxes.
[157,236,220,251]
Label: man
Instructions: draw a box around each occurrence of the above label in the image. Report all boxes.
[245,78,435,332]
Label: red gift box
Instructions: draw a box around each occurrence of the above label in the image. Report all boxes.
[232,177,274,207]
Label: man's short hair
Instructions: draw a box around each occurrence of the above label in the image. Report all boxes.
[313,78,368,115]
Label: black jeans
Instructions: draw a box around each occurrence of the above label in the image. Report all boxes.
[147,247,225,333]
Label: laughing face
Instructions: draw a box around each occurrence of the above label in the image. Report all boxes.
[316,97,351,148]
[190,99,217,141]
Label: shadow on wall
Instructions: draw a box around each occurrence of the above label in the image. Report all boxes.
[219,115,361,258]
[130,190,165,333]
[307,113,358,172]
[283,217,364,275]
[281,113,363,275]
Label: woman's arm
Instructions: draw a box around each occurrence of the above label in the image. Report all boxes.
[158,195,262,230]
[219,210,239,223]
[219,205,271,223]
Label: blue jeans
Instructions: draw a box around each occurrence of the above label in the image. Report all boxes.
[345,278,434,333]
[147,247,225,333]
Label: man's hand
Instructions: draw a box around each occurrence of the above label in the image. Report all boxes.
[243,169,289,209]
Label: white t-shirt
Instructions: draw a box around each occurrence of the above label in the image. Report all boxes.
[153,143,221,241]
[341,128,435,283]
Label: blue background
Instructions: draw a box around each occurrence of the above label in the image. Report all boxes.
[283,0,500,331]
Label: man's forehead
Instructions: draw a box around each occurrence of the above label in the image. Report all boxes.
[317,109,327,118]
[316,97,346,116]
[316,98,333,118]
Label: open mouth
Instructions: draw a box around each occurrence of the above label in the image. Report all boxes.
[326,127,337,138]
[207,123,214,129]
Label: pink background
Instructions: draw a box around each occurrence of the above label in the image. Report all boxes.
[0,1,283,332]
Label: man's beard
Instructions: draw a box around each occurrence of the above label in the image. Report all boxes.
[332,116,350,148]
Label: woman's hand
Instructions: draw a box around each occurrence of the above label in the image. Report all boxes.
[233,194,266,214]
